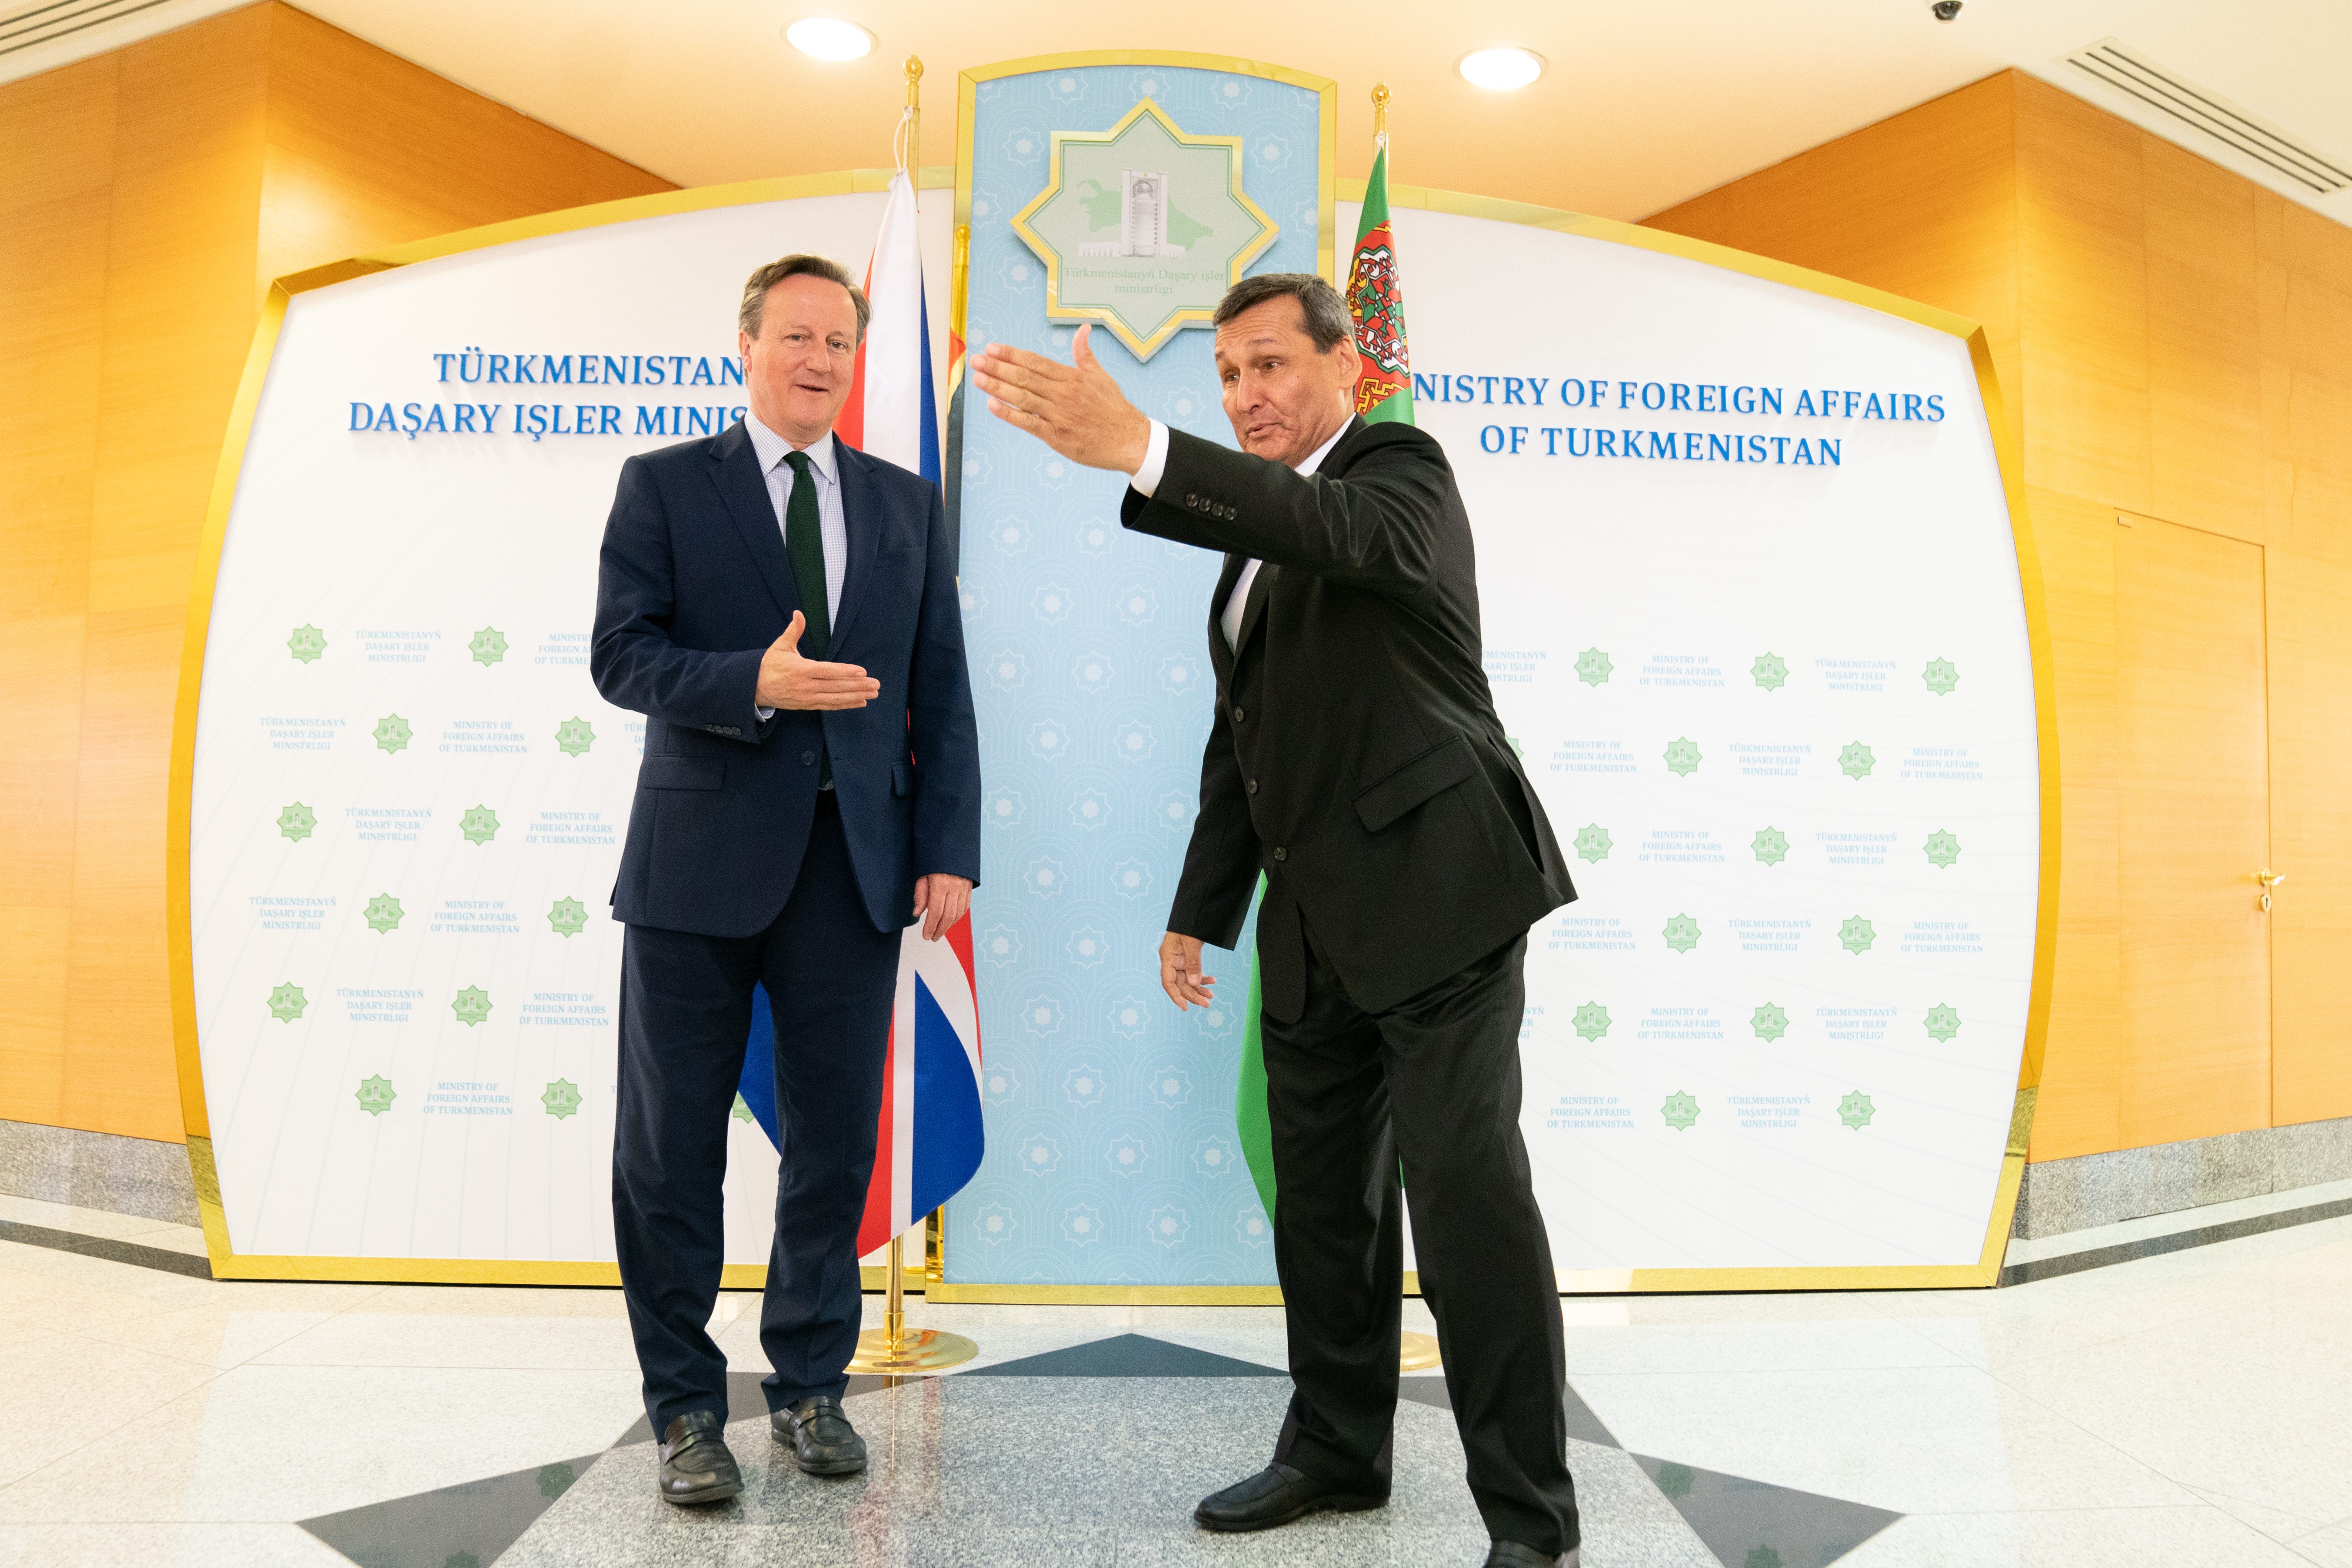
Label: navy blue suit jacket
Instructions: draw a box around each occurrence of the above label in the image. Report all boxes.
[590,419,981,937]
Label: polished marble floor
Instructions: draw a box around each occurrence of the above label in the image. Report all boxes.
[7,1192,2352,1566]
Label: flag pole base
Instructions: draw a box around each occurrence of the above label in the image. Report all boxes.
[847,1227,977,1375]
[1399,1332,1442,1372]
[847,1327,979,1374]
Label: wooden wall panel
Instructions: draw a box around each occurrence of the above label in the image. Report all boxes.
[0,1,672,1142]
[2268,550,2352,1125]
[2142,140,2263,544]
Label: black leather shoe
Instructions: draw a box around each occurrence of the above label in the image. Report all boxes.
[1483,1541,1579,1567]
[1192,1462,1386,1532]
[771,1395,867,1475]
[656,1410,742,1505]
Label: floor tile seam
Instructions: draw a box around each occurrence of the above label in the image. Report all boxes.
[1978,1379,2272,1507]
[3,1365,231,1487]
[51,1322,290,1375]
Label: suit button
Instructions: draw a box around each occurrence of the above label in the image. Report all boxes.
[1247,779,1259,795]
[801,750,816,765]
[1273,846,1287,862]
[1184,492,1198,507]
[1231,707,1246,723]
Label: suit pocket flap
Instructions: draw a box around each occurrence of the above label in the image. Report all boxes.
[640,755,723,791]
[1353,734,1477,833]
[892,760,916,797]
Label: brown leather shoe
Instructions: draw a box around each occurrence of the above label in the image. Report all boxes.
[771,1395,867,1475]
[656,1410,742,1505]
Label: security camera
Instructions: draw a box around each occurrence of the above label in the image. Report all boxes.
[1931,0,1962,18]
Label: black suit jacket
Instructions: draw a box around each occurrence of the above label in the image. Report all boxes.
[590,419,981,938]
[1122,417,1573,1019]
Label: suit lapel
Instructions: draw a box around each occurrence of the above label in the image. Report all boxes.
[1207,552,1246,686]
[707,421,800,624]
[828,441,884,653]
[1234,560,1274,658]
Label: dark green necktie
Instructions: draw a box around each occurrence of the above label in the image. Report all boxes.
[782,450,832,787]
[782,450,830,659]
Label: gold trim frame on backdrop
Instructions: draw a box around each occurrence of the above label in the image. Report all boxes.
[1008,97,1280,360]
[168,167,956,1289]
[927,177,2058,1304]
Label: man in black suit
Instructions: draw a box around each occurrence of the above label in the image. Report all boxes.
[972,275,1580,1568]
[592,254,979,1505]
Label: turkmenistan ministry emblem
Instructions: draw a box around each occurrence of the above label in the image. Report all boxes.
[365,894,404,933]
[267,982,307,1022]
[1751,1003,1789,1042]
[1922,656,1960,696]
[1664,737,1702,777]
[1752,826,1789,866]
[1924,1003,1962,1042]
[542,1079,583,1120]
[451,985,493,1026]
[1751,652,1789,691]
[554,717,595,757]
[374,714,412,754]
[287,624,326,663]
[1838,1091,1876,1129]
[547,896,589,936]
[1011,100,1276,360]
[277,802,316,842]
[355,1075,396,1116]
[1924,829,1961,868]
[1662,913,1701,954]
[1573,1002,1612,1041]
[469,626,508,666]
[1661,1091,1701,1132]
[1839,741,1876,780]
[1573,824,1613,863]
[1574,648,1612,686]
[1839,916,1876,955]
[460,805,500,845]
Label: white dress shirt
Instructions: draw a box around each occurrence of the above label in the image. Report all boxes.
[747,416,847,733]
[1129,416,1350,650]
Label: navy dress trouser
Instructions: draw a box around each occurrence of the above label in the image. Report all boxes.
[612,796,900,1438]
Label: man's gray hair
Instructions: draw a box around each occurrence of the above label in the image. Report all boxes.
[1212,273,1353,353]
[739,253,871,343]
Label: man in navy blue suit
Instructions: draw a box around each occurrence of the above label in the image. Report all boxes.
[590,253,980,1506]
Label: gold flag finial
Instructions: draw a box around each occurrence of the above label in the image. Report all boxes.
[899,56,923,172]
[905,54,923,100]
[1371,81,1390,148]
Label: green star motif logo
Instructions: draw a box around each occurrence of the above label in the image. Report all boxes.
[1752,652,1789,691]
[364,894,403,934]
[1752,1002,1789,1042]
[541,1079,583,1120]
[277,802,316,842]
[1663,737,1702,776]
[1573,1002,1612,1042]
[536,1462,576,1500]
[287,624,326,663]
[355,1075,395,1116]
[1574,647,1613,686]
[1839,741,1876,780]
[731,1093,756,1125]
[1010,98,1277,360]
[1573,824,1613,863]
[469,625,508,666]
[554,716,595,757]
[1655,1462,1695,1500]
[1746,1549,1785,1568]
[1661,1091,1701,1132]
[373,713,412,754]
[1923,656,1960,696]
[267,982,307,1022]
[1924,829,1962,869]
[1839,915,1877,955]
[451,985,492,1027]
[1662,913,1701,954]
[459,805,499,845]
[1752,826,1789,866]
[548,896,589,937]
[1838,1090,1876,1130]
[1924,1003,1962,1042]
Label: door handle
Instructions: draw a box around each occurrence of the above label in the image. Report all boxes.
[2259,869,2285,911]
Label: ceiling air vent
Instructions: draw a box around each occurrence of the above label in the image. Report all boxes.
[2062,38,2350,196]
[0,0,180,58]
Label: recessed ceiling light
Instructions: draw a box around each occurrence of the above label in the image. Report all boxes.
[785,16,875,61]
[1458,46,1544,91]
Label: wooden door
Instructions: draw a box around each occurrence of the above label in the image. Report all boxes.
[2115,513,2271,1146]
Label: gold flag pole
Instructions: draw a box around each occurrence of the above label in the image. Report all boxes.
[845,54,974,1378]
[1366,78,1439,1380]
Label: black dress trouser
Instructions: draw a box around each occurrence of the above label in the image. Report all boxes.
[612,796,900,1439]
[1263,920,1579,1557]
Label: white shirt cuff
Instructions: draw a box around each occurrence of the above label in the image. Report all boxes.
[1130,419,1171,498]
[756,706,773,721]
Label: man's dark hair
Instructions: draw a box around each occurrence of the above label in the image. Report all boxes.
[1212,273,1353,353]
[739,253,871,343]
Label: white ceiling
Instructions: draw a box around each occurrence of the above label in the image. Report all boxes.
[9,0,2345,226]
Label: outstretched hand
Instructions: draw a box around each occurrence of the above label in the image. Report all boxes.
[756,611,880,710]
[971,325,1153,474]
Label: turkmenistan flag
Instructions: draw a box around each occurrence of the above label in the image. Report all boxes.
[1234,143,1417,1221]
